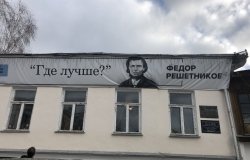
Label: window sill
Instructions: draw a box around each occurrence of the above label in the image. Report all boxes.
[169,133,200,138]
[55,130,85,134]
[0,129,30,133]
[237,135,250,142]
[112,132,143,136]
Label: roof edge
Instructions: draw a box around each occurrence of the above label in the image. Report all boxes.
[0,50,248,59]
[231,49,248,71]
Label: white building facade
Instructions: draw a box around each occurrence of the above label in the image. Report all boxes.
[0,52,247,159]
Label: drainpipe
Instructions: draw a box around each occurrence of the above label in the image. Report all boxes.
[224,89,242,160]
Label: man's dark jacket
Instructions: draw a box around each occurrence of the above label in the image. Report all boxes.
[119,76,157,88]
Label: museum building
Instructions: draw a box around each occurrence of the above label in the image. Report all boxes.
[0,51,247,159]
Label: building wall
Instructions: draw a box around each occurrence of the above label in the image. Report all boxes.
[229,71,250,160]
[239,142,250,160]
[0,86,235,157]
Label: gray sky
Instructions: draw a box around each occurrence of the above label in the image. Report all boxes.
[14,0,250,69]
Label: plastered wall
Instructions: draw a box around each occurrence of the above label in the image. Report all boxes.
[0,86,235,156]
[239,142,250,160]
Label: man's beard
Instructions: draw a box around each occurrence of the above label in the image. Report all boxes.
[129,74,143,80]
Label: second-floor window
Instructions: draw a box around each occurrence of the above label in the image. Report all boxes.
[238,94,250,134]
[169,91,197,135]
[60,90,87,131]
[7,89,36,130]
[115,90,141,133]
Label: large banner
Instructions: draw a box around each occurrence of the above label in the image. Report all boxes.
[0,56,232,89]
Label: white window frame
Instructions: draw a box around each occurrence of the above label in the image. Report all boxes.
[169,90,198,136]
[115,89,141,134]
[59,89,87,132]
[7,89,36,131]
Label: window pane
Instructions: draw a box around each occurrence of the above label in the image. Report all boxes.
[20,104,33,129]
[199,106,218,118]
[129,106,139,132]
[242,114,250,123]
[73,105,85,131]
[61,105,72,130]
[117,91,139,103]
[240,104,250,114]
[65,91,86,102]
[238,94,250,103]
[116,105,126,132]
[244,123,250,134]
[170,93,192,105]
[8,104,21,129]
[14,90,36,101]
[184,108,195,134]
[170,107,181,133]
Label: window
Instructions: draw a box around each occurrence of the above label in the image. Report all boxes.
[115,90,140,133]
[169,92,197,135]
[7,89,36,130]
[60,90,86,131]
[238,94,250,134]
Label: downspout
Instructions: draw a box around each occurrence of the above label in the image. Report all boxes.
[224,89,242,160]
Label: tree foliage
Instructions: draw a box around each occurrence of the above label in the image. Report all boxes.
[0,0,37,53]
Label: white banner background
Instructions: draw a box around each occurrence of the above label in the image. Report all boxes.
[0,57,232,89]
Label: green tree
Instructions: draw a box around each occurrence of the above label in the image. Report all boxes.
[0,0,37,53]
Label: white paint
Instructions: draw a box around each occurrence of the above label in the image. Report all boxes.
[0,87,235,157]
[239,142,250,160]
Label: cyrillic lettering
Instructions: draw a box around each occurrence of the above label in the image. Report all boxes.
[184,65,191,71]
[93,69,99,76]
[176,73,184,79]
[218,73,222,79]
[82,69,92,75]
[174,65,178,71]
[211,73,217,79]
[44,68,51,76]
[178,65,185,72]
[167,65,173,71]
[35,65,44,75]
[67,68,75,78]
[166,73,171,78]
[200,73,206,79]
[191,65,196,71]
[74,69,82,75]
[193,73,200,79]
[51,68,57,75]
[60,68,67,75]
[205,73,211,79]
